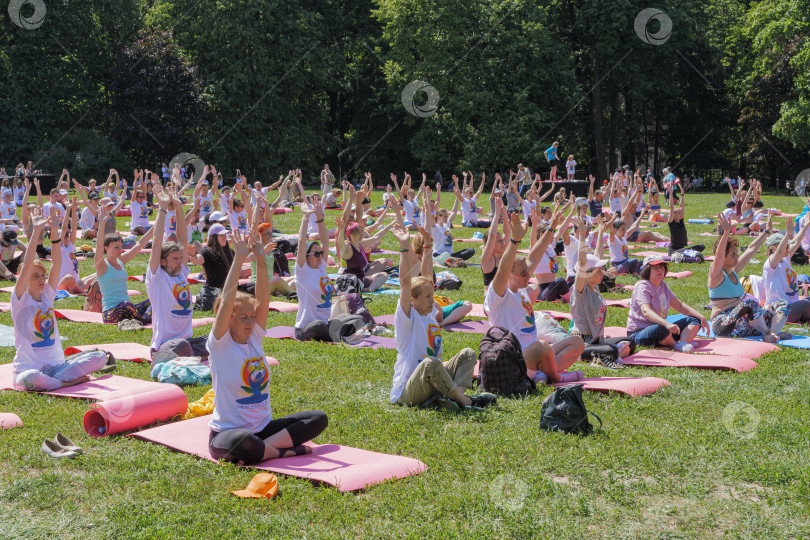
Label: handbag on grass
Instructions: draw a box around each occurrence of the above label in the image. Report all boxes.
[539,384,602,435]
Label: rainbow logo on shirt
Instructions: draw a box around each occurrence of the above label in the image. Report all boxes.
[171,281,192,315]
[238,215,247,229]
[5,206,14,218]
[317,276,335,308]
[520,297,536,335]
[169,215,177,231]
[31,308,56,348]
[548,257,558,274]
[468,200,476,212]
[236,357,269,405]
[139,205,149,219]
[69,251,79,274]
[786,266,798,297]
[425,323,442,360]
[202,200,211,212]
[444,229,453,248]
[621,244,629,259]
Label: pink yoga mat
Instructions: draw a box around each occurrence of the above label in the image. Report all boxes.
[666,271,693,279]
[0,302,9,312]
[632,251,671,260]
[130,415,427,492]
[272,207,293,214]
[604,298,630,308]
[64,343,153,363]
[263,327,397,350]
[550,376,670,397]
[268,301,299,313]
[83,384,188,437]
[0,362,174,397]
[0,413,22,429]
[622,349,757,372]
[454,237,483,243]
[469,304,486,317]
[0,287,141,296]
[604,326,775,361]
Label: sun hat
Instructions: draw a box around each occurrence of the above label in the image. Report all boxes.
[230,473,279,499]
[583,254,608,272]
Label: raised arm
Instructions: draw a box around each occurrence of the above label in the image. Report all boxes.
[148,184,170,273]
[47,211,62,291]
[491,213,527,297]
[526,207,564,270]
[769,217,793,269]
[14,209,47,298]
[735,213,771,273]
[211,229,252,340]
[394,224,414,316]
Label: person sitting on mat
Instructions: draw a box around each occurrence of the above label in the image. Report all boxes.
[294,200,336,341]
[666,181,704,256]
[208,227,328,464]
[571,217,636,369]
[530,198,573,303]
[12,209,109,391]
[457,171,491,228]
[485,210,585,385]
[626,255,709,352]
[146,184,209,362]
[608,218,641,276]
[761,216,810,324]
[709,212,790,343]
[335,194,392,292]
[56,199,88,295]
[95,204,154,325]
[617,184,668,244]
[390,223,495,409]
[431,188,475,264]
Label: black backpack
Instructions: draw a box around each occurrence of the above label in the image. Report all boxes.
[478,326,535,397]
[539,384,602,435]
[335,274,364,294]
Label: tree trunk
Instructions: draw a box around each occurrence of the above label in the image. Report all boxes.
[653,114,661,179]
[592,52,607,180]
[625,91,635,170]
[608,89,618,173]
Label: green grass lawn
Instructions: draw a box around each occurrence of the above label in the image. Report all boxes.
[2,190,810,539]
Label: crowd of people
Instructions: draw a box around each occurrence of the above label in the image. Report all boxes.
[7,161,806,465]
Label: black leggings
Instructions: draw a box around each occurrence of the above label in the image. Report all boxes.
[209,411,328,464]
[294,320,332,342]
[451,248,476,260]
[788,299,810,324]
[537,278,570,302]
[581,337,635,362]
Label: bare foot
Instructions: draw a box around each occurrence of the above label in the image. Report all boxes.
[762,333,779,344]
[61,375,90,388]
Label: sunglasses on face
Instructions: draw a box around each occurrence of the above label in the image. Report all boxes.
[308,250,324,258]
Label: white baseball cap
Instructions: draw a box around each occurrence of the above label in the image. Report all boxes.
[208,211,227,222]
[583,254,608,272]
[208,224,230,237]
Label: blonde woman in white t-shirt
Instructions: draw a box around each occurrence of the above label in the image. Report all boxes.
[12,209,108,391]
[207,227,327,465]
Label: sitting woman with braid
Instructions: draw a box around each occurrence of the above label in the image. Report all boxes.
[208,228,327,464]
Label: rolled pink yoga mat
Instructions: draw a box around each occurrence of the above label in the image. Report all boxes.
[83,384,188,438]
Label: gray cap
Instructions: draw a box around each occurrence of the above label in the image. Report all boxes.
[765,233,784,247]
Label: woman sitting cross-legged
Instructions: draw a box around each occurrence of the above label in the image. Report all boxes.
[207,228,328,465]
[95,205,154,325]
[294,201,337,342]
[625,255,709,352]
[761,216,810,324]
[485,211,585,384]
[12,209,109,391]
[390,223,496,410]
[708,212,790,343]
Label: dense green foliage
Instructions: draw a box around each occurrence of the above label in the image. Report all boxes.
[1,1,808,181]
